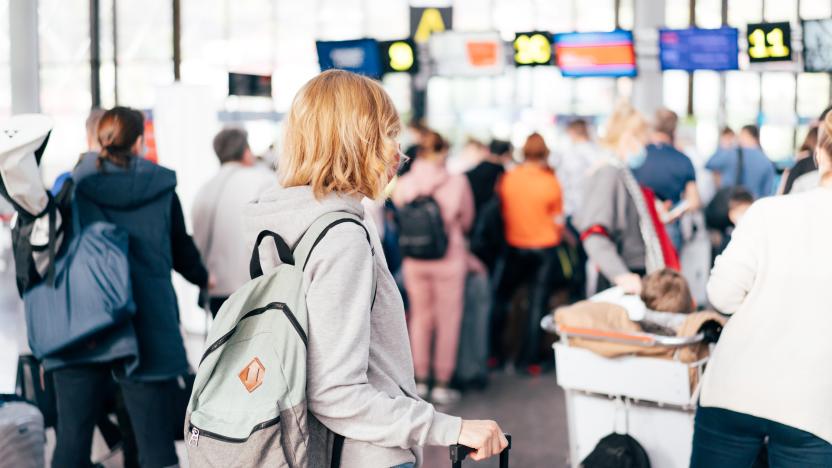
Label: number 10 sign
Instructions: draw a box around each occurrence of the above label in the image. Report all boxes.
[747,22,792,63]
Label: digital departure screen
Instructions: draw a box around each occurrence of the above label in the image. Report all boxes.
[316,39,383,79]
[659,27,739,71]
[228,73,272,97]
[746,22,792,63]
[803,19,832,73]
[553,31,637,78]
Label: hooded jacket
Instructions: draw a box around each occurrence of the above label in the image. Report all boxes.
[72,153,207,381]
[244,184,462,468]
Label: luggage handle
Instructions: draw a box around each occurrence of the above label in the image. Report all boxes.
[450,433,511,468]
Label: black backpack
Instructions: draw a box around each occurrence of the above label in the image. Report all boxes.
[470,196,504,271]
[397,196,448,260]
[581,433,651,468]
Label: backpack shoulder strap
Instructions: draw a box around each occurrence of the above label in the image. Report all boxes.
[292,212,374,271]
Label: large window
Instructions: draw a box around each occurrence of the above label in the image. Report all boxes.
[116,0,173,109]
[0,0,10,118]
[38,0,92,185]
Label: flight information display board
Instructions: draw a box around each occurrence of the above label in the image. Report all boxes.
[659,27,739,71]
[316,39,383,79]
[803,19,832,72]
[228,73,272,97]
[747,22,792,63]
[430,31,506,77]
[553,30,637,77]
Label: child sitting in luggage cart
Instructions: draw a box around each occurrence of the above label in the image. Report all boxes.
[553,269,725,364]
[544,269,728,468]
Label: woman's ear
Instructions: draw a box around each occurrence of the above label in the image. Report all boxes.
[132,135,145,156]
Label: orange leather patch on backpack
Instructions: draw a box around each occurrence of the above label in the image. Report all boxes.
[239,357,265,393]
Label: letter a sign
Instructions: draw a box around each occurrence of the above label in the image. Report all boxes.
[410,7,452,44]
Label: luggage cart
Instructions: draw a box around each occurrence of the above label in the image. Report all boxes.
[541,315,708,468]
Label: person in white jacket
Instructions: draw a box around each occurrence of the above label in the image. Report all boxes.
[192,127,276,316]
[691,113,832,467]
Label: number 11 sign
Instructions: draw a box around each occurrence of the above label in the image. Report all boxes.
[747,22,792,63]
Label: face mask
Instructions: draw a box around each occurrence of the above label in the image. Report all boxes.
[626,147,647,169]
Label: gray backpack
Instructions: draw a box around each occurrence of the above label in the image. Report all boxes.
[185,212,372,468]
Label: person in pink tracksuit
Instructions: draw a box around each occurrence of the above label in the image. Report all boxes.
[393,131,475,405]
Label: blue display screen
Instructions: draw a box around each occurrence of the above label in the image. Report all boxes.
[659,27,739,71]
[316,39,382,79]
[553,30,637,78]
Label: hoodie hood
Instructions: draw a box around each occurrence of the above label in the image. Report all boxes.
[73,152,177,209]
[395,158,450,204]
[244,184,365,267]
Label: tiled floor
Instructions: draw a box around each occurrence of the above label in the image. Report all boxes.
[423,372,570,468]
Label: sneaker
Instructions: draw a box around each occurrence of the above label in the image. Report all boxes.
[415,382,430,399]
[430,386,461,406]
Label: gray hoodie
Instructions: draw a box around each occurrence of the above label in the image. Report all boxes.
[244,185,462,468]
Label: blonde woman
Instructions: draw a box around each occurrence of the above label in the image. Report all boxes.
[245,70,507,468]
[574,102,677,295]
[690,111,832,467]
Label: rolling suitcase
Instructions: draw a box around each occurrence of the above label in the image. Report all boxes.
[0,395,45,468]
[450,434,512,468]
[455,271,491,385]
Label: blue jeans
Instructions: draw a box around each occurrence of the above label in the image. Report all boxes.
[691,406,832,468]
[390,464,415,468]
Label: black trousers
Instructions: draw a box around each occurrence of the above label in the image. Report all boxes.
[52,364,179,468]
[491,246,559,367]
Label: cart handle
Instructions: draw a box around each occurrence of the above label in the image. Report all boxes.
[540,315,705,347]
[450,434,511,468]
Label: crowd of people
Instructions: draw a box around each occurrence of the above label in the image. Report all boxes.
[4,67,832,467]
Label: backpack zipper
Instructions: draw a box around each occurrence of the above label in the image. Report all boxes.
[188,415,281,446]
[199,302,307,365]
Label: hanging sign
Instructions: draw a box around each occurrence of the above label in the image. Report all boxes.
[513,31,553,66]
[746,22,792,63]
[410,7,452,44]
[379,39,419,74]
[430,31,505,77]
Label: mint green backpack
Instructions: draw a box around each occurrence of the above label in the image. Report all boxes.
[185,212,372,468]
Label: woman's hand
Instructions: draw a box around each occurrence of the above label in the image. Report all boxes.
[614,273,643,295]
[458,420,509,461]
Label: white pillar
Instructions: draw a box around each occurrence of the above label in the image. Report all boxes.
[9,0,41,114]
[631,0,664,116]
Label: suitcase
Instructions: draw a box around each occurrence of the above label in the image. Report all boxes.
[450,434,512,468]
[455,271,491,384]
[0,395,45,468]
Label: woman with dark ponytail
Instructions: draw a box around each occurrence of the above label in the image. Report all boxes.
[50,106,209,468]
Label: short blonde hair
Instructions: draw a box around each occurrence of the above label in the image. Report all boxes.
[601,101,648,151]
[280,70,401,199]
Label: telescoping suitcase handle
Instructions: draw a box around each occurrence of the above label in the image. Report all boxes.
[450,433,512,468]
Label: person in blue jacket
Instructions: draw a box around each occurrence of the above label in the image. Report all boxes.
[51,106,208,468]
[706,125,776,199]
